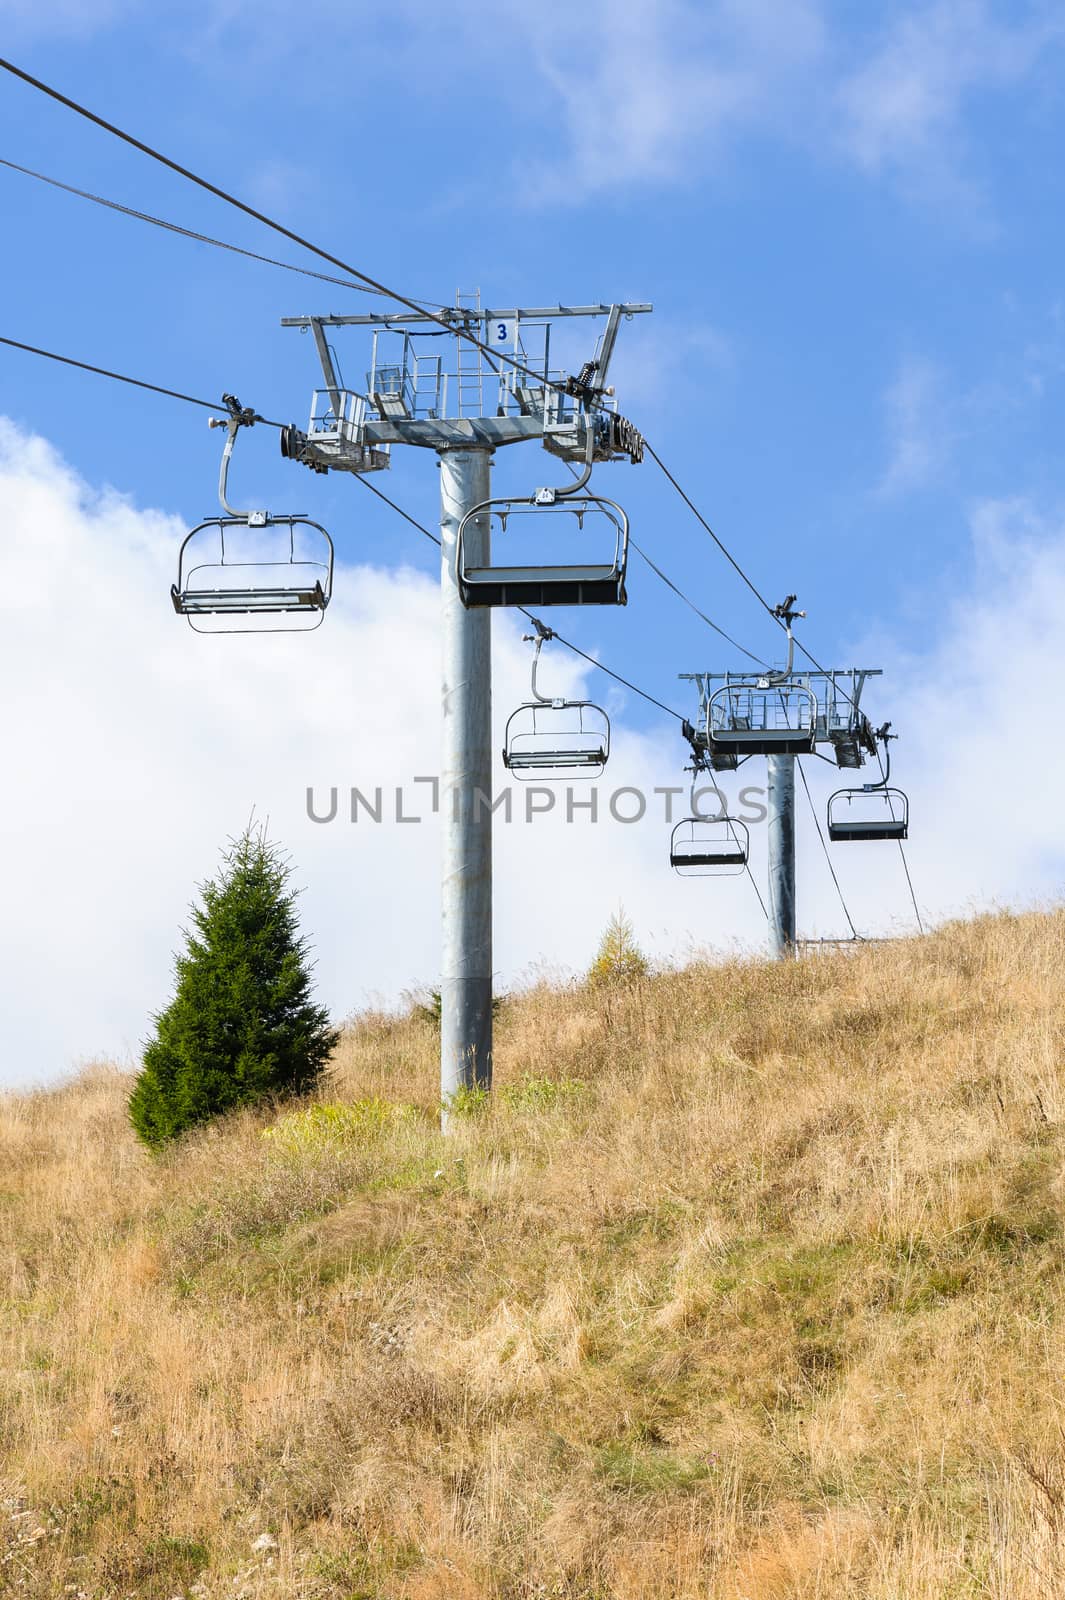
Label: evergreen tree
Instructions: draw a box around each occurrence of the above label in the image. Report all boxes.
[130,827,338,1146]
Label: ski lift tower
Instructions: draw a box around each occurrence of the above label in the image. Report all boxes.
[680,599,888,957]
[279,296,651,1116]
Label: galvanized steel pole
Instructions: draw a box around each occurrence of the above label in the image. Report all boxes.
[439,447,494,1117]
[767,753,796,959]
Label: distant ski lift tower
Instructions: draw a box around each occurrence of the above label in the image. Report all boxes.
[279,295,652,1119]
[680,601,886,957]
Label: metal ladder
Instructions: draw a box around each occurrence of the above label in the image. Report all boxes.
[454,288,484,418]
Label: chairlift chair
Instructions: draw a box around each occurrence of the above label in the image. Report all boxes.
[502,625,610,780]
[670,815,750,877]
[706,681,817,756]
[457,416,629,609]
[457,495,629,609]
[827,725,909,841]
[172,398,334,634]
[826,787,909,841]
[172,519,334,633]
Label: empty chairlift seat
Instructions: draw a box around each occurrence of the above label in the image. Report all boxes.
[174,402,336,633]
[503,700,609,781]
[456,496,629,609]
[706,681,817,757]
[670,816,750,877]
[827,786,909,842]
[172,516,334,634]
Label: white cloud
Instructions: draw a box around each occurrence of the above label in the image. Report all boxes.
[513,0,828,203]
[807,493,1065,938]
[376,0,1056,211]
[835,0,1059,200]
[6,0,1054,218]
[878,355,954,496]
[317,0,827,205]
[897,495,1065,896]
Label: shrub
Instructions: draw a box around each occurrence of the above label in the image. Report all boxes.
[129,827,338,1146]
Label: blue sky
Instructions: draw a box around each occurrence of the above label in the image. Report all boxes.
[2,0,1065,1082]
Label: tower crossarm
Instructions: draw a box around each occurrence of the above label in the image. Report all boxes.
[280,303,653,329]
[279,301,651,474]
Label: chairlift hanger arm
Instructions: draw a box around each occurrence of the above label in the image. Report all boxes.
[867,725,898,789]
[756,595,805,684]
[215,417,247,518]
[209,395,272,521]
[525,628,554,703]
[872,742,890,788]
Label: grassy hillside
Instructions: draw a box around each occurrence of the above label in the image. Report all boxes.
[1,911,1063,1598]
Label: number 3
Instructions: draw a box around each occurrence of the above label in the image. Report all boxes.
[496,322,507,342]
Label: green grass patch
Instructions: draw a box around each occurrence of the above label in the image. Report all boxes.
[262,1097,416,1153]
[596,1440,711,1495]
[500,1074,587,1113]
[364,1155,450,1195]
[443,1084,492,1119]
[141,1534,210,1583]
[962,1209,1061,1255]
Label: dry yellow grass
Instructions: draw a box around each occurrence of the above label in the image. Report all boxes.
[0,909,1063,1598]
